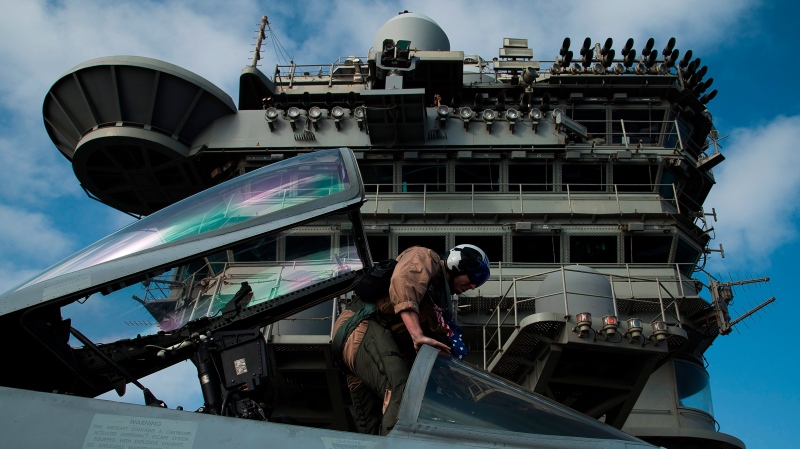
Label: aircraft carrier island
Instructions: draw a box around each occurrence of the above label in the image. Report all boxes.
[0,11,770,449]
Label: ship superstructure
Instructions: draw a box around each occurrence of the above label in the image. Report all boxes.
[32,11,768,449]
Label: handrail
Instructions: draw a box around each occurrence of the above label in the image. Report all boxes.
[480,264,699,369]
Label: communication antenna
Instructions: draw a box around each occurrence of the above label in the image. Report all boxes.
[708,275,773,334]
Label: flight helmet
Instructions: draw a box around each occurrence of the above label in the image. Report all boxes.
[445,244,490,287]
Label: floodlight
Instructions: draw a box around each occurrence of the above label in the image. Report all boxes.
[354,106,365,130]
[624,48,637,68]
[642,38,654,57]
[555,110,588,139]
[287,107,300,119]
[602,49,615,68]
[657,63,669,75]
[460,107,474,130]
[679,50,693,69]
[264,106,278,131]
[666,49,679,67]
[563,50,573,65]
[506,108,519,132]
[580,37,592,56]
[601,38,613,56]
[593,62,606,74]
[308,106,322,130]
[529,108,543,120]
[560,37,571,56]
[700,89,717,104]
[437,105,450,118]
[645,50,658,68]
[331,106,345,119]
[613,63,625,74]
[522,67,538,85]
[482,109,496,132]
[621,38,634,56]
[662,37,676,57]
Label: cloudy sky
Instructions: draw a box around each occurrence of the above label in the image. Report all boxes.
[1,1,797,448]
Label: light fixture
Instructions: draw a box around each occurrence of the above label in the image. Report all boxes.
[506,108,519,132]
[460,107,473,130]
[308,106,322,130]
[625,318,643,343]
[529,108,542,133]
[331,105,345,130]
[571,62,583,74]
[264,106,279,131]
[354,106,366,130]
[613,63,625,74]
[601,315,619,336]
[657,63,669,75]
[573,312,592,337]
[651,321,668,343]
[437,105,450,129]
[287,107,300,131]
[555,111,588,140]
[482,109,496,133]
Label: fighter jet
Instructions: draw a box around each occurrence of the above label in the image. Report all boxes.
[0,148,651,448]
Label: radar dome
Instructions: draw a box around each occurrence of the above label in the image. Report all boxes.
[371,11,450,52]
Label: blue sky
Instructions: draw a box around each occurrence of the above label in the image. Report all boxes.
[1,1,797,448]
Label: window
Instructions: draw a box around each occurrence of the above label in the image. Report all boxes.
[675,360,714,416]
[561,164,605,192]
[454,236,503,264]
[569,236,617,263]
[455,163,500,192]
[508,163,552,192]
[624,235,672,263]
[398,235,447,255]
[366,235,390,262]
[674,238,700,275]
[611,109,665,144]
[402,164,446,192]
[512,235,560,263]
[359,163,393,193]
[569,109,607,141]
[613,164,658,192]
[231,236,277,263]
[285,235,331,261]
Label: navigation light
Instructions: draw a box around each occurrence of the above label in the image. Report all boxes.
[626,318,643,343]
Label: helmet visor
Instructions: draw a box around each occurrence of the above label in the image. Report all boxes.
[466,259,490,287]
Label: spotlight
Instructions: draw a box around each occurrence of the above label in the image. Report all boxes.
[354,106,366,130]
[603,49,615,68]
[529,108,542,133]
[593,62,606,74]
[264,106,279,131]
[666,49,680,68]
[625,317,643,343]
[331,105,345,130]
[651,321,668,343]
[657,63,669,75]
[437,105,450,129]
[555,110,588,140]
[287,106,300,131]
[580,37,592,56]
[308,106,322,130]
[460,107,474,130]
[550,63,562,75]
[522,67,538,85]
[482,109,496,133]
[571,62,583,74]
[573,312,593,337]
[696,65,708,79]
[563,50,573,66]
[506,108,519,132]
[582,49,593,68]
[613,63,625,74]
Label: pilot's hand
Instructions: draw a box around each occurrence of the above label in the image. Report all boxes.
[411,334,451,354]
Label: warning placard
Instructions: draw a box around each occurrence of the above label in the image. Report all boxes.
[82,413,199,449]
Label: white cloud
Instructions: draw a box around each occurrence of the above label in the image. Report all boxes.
[706,115,800,270]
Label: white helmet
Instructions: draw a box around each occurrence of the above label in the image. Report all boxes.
[445,244,490,287]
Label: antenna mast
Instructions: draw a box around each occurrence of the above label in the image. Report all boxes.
[252,15,268,67]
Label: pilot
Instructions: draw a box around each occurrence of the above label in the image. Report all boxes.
[332,244,490,435]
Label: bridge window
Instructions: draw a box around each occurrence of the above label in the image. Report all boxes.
[512,235,560,263]
[402,164,446,192]
[508,163,553,192]
[285,235,331,261]
[569,108,607,141]
[562,164,605,192]
[398,235,447,255]
[674,238,701,275]
[674,360,714,416]
[366,235,390,262]
[359,163,394,193]
[569,236,617,263]
[611,109,666,145]
[455,163,500,192]
[624,235,672,263]
[613,164,658,192]
[454,236,503,264]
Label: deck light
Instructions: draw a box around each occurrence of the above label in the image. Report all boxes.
[354,106,366,130]
[460,107,474,130]
[625,318,643,343]
[621,38,634,57]
[574,312,593,337]
[679,50,693,69]
[265,107,279,131]
[651,321,669,343]
[331,106,344,130]
[308,106,322,130]
[437,105,450,128]
[506,108,519,132]
[287,107,300,131]
[529,108,542,133]
[602,315,619,335]
[482,109,496,133]
[623,48,637,68]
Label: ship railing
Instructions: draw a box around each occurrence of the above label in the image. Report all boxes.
[273,56,369,88]
[364,182,681,215]
[480,263,696,370]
